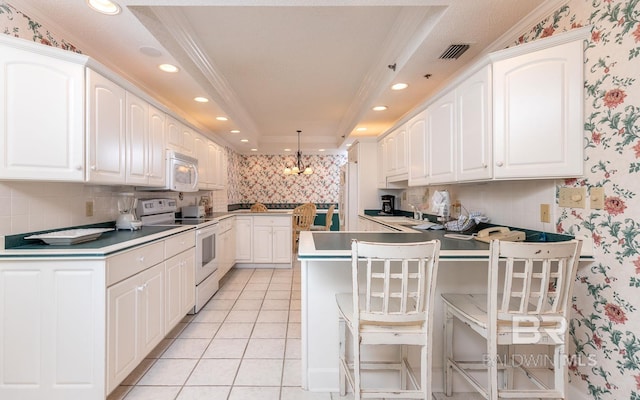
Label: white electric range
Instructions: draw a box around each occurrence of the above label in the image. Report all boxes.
[137,198,219,313]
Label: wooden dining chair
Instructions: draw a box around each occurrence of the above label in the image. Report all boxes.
[336,239,441,399]
[250,202,268,212]
[310,204,335,231]
[292,203,316,251]
[442,239,582,400]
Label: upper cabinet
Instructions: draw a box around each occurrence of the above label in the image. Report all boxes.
[491,38,584,179]
[394,28,586,186]
[456,65,492,182]
[166,116,195,156]
[86,69,126,184]
[0,43,85,181]
[426,91,456,184]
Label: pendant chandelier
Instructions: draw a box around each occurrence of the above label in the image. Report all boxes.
[284,130,313,175]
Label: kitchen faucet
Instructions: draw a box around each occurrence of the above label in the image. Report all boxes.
[409,204,423,220]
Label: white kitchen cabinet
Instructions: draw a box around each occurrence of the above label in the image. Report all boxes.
[235,216,253,262]
[216,217,236,278]
[426,91,456,184]
[383,126,408,181]
[491,38,584,179]
[195,134,210,188]
[107,262,164,393]
[165,249,196,333]
[250,216,292,266]
[147,104,166,187]
[211,140,226,189]
[125,92,149,185]
[166,115,195,156]
[407,110,428,186]
[165,231,196,331]
[0,259,105,400]
[456,65,493,182]
[0,43,85,181]
[86,69,126,184]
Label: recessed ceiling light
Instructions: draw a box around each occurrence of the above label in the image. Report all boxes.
[346,143,352,147]
[251,148,258,152]
[372,105,388,111]
[284,148,291,152]
[391,83,409,90]
[318,149,325,152]
[240,139,249,143]
[194,97,209,103]
[356,127,367,132]
[158,64,179,73]
[87,0,120,15]
[230,130,240,134]
[216,116,228,121]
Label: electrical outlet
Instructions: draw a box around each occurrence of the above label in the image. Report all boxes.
[558,187,586,208]
[85,201,94,217]
[590,187,605,209]
[540,203,550,223]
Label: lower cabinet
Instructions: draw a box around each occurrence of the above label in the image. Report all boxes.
[216,217,236,278]
[0,229,196,400]
[107,263,164,392]
[238,215,291,267]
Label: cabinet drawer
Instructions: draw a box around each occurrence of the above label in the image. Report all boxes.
[107,241,164,286]
[218,217,234,232]
[253,216,291,227]
[165,231,195,259]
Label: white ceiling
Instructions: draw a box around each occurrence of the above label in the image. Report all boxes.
[12,0,556,154]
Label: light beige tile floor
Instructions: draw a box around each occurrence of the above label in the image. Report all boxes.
[106,261,465,400]
[107,263,337,400]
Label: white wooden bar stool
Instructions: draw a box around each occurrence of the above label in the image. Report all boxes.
[336,239,441,399]
[442,239,582,399]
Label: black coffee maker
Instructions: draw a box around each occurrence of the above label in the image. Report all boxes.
[381,195,395,215]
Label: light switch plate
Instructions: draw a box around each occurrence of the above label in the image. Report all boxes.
[559,187,586,208]
[85,201,94,217]
[590,187,605,209]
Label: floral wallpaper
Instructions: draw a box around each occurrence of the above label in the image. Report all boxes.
[0,1,79,51]
[229,152,346,206]
[521,1,640,398]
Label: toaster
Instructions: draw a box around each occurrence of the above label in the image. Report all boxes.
[182,205,205,218]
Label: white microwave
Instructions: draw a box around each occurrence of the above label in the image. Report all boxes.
[165,150,199,192]
[140,150,199,192]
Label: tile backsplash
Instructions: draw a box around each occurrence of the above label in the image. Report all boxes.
[0,181,222,236]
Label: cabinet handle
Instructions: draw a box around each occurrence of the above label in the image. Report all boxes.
[137,285,145,292]
[90,165,96,170]
[482,163,487,168]
[138,256,145,263]
[496,161,504,167]
[76,165,83,171]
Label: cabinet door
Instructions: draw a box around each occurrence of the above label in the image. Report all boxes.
[148,105,166,187]
[138,264,164,356]
[165,115,182,152]
[235,217,253,262]
[272,226,292,263]
[181,249,196,316]
[107,274,139,391]
[408,110,428,186]
[427,91,456,183]
[195,135,210,188]
[394,126,408,175]
[492,40,583,178]
[384,133,396,176]
[0,46,84,181]
[125,92,149,185]
[87,69,126,184]
[165,254,183,332]
[252,225,273,263]
[181,126,195,155]
[457,66,492,181]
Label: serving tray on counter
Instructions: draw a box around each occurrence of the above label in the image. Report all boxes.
[25,228,114,245]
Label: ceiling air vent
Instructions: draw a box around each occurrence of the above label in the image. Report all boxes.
[439,44,470,60]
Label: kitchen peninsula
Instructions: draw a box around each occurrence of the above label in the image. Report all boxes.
[297,220,593,394]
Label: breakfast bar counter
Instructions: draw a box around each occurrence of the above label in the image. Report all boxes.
[297,229,593,394]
